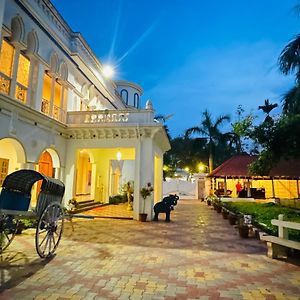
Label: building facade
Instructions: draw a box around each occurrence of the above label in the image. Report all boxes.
[0,0,170,220]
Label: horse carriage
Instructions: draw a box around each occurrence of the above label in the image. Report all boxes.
[0,169,65,258]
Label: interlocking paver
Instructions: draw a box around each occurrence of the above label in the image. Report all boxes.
[0,199,300,299]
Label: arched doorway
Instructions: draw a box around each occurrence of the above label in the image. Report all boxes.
[38,150,53,177]
[0,138,26,186]
[75,150,92,199]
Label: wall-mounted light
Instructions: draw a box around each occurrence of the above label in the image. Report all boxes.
[116,151,122,161]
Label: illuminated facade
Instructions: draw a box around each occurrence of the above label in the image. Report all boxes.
[0,0,170,220]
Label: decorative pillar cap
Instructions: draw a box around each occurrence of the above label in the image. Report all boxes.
[145,99,153,110]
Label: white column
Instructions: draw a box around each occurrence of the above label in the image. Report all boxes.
[64,144,76,203]
[0,0,5,43]
[33,63,45,111]
[54,167,60,179]
[135,137,154,220]
[21,162,36,170]
[9,47,20,99]
[26,57,37,107]
[133,140,141,220]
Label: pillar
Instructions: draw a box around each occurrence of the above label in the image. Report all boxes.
[26,57,37,106]
[0,0,6,43]
[33,63,45,111]
[64,144,77,204]
[9,47,20,99]
[134,137,154,220]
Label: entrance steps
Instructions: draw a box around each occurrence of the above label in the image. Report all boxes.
[69,200,104,214]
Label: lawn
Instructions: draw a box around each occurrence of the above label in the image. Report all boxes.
[223,202,300,242]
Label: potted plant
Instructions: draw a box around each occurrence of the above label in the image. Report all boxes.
[206,193,217,207]
[139,182,154,222]
[228,212,238,225]
[221,207,229,219]
[237,216,251,238]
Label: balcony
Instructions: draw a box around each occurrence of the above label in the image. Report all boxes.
[67,109,154,126]
[0,72,11,95]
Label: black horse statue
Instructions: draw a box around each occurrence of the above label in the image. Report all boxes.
[153,194,179,222]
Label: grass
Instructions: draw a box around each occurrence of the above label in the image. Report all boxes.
[223,202,300,242]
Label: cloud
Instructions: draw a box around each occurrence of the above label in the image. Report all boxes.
[145,41,294,137]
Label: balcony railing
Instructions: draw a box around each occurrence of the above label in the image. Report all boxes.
[67,109,154,125]
[41,98,50,115]
[53,105,66,123]
[0,72,11,95]
[15,83,27,103]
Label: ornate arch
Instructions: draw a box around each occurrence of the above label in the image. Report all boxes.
[26,30,39,55]
[59,61,68,82]
[49,52,59,74]
[11,15,25,44]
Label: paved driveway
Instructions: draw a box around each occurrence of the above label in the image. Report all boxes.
[1,200,300,299]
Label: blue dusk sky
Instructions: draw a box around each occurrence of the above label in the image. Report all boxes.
[52,0,299,137]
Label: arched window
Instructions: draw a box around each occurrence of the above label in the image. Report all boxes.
[15,52,31,102]
[0,39,14,95]
[41,72,51,115]
[120,89,128,104]
[41,56,68,121]
[134,93,139,108]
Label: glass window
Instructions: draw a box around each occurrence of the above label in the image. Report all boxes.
[134,93,139,108]
[0,40,14,95]
[16,53,30,87]
[41,72,52,115]
[120,89,128,104]
[54,80,62,107]
[42,73,52,101]
[15,53,31,102]
[0,40,14,77]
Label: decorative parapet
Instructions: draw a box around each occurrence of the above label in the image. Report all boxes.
[67,109,155,126]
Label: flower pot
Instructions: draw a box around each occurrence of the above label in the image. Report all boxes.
[139,213,148,222]
[216,205,222,213]
[228,213,237,225]
[238,225,249,238]
[222,208,229,219]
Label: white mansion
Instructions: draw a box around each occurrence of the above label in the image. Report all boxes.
[0,0,170,220]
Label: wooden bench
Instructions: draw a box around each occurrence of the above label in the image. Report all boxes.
[260,214,300,258]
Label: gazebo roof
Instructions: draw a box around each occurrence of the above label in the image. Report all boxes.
[208,155,300,179]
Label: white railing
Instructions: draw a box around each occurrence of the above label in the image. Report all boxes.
[67,109,154,125]
[15,83,27,103]
[0,72,11,95]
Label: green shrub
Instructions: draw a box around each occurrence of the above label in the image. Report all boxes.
[109,194,127,205]
[225,202,300,241]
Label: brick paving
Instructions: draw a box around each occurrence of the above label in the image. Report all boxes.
[1,199,300,300]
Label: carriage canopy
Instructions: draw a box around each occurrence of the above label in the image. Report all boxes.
[2,169,65,196]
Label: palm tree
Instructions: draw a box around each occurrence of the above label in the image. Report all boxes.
[278,28,300,115]
[258,99,278,118]
[185,110,230,173]
[282,86,300,115]
[154,114,173,140]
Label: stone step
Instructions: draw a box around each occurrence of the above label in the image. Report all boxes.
[69,201,104,214]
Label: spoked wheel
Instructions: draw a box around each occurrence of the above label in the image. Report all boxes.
[0,214,19,254]
[35,202,64,258]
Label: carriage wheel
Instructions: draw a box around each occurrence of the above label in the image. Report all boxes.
[35,202,64,258]
[0,214,19,254]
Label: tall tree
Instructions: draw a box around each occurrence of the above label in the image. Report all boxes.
[228,105,255,154]
[185,110,230,173]
[278,26,300,114]
[258,99,278,116]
